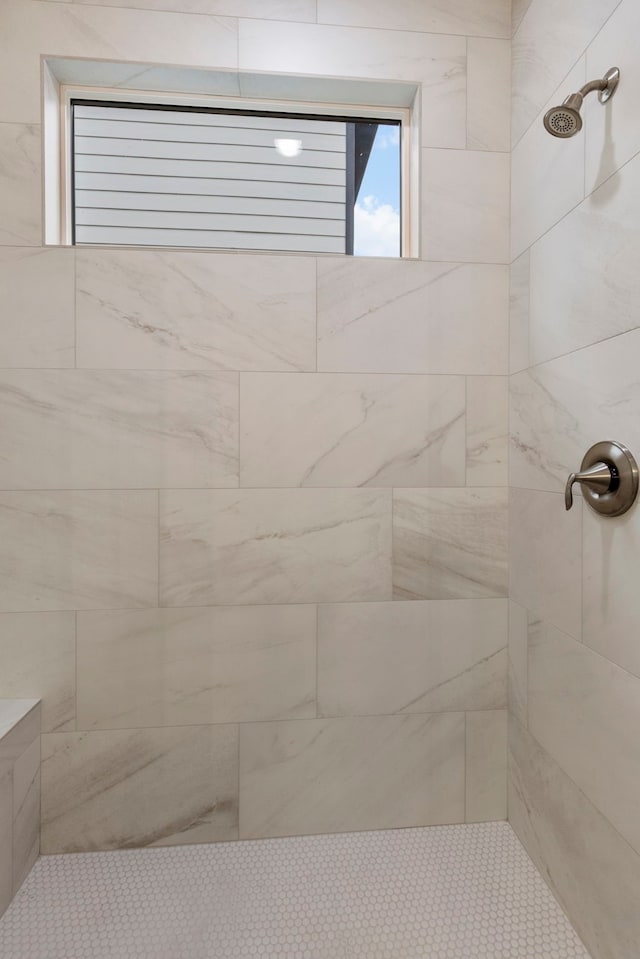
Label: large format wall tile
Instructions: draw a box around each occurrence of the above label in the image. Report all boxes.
[0,249,74,368]
[465,709,507,822]
[318,599,507,716]
[393,488,508,600]
[512,0,533,34]
[511,0,619,145]
[317,0,510,38]
[76,250,316,372]
[41,725,238,852]
[510,718,640,959]
[240,373,465,488]
[0,491,158,611]
[160,488,391,606]
[421,150,510,264]
[467,39,511,152]
[466,376,508,486]
[76,605,316,728]
[586,0,640,193]
[12,736,40,894]
[529,154,640,365]
[317,259,509,376]
[42,0,316,22]
[239,713,465,838]
[0,767,11,916]
[509,251,529,374]
[509,488,581,639]
[0,612,75,732]
[510,330,640,494]
[0,0,238,124]
[239,21,466,151]
[583,503,640,679]
[0,371,238,490]
[508,600,528,728]
[511,57,585,259]
[0,124,41,245]
[528,618,640,856]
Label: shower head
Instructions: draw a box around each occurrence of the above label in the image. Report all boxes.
[543,67,620,138]
[543,98,583,138]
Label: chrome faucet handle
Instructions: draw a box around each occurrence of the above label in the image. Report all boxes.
[564,462,612,510]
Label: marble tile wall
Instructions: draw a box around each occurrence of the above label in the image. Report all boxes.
[509,2,640,957]
[0,0,510,853]
[0,701,41,919]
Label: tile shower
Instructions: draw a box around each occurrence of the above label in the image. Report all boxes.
[0,0,636,957]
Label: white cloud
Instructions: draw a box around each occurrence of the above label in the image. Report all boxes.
[375,126,400,150]
[354,194,400,257]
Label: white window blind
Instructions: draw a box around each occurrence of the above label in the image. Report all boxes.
[72,103,348,253]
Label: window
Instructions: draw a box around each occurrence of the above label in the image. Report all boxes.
[70,100,402,256]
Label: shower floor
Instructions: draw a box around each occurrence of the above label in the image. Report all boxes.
[0,821,590,959]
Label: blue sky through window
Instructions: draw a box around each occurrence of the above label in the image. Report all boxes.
[353,124,400,257]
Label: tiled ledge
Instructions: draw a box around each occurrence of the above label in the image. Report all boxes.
[0,699,41,919]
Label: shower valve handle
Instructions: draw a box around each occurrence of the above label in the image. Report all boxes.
[563,441,639,516]
[564,462,612,510]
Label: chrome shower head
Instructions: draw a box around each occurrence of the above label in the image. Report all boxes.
[543,67,620,139]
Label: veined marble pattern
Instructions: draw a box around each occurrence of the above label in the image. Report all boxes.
[393,488,508,600]
[467,39,511,152]
[0,823,591,959]
[510,329,640,494]
[0,613,75,733]
[0,249,74,369]
[465,710,507,823]
[76,605,316,728]
[0,124,41,246]
[160,488,391,607]
[509,251,529,374]
[0,491,158,612]
[586,0,640,193]
[240,373,465,488]
[41,0,316,21]
[529,154,640,365]
[583,503,640,679]
[41,725,238,853]
[317,258,509,375]
[511,57,586,259]
[466,376,508,486]
[76,250,316,372]
[421,149,510,264]
[509,488,581,639]
[511,0,619,146]
[508,600,528,728]
[317,0,511,38]
[0,370,238,490]
[239,713,465,838]
[318,599,507,716]
[510,718,640,959]
[528,617,640,857]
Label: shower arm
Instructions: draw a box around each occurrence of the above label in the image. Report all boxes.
[577,78,609,98]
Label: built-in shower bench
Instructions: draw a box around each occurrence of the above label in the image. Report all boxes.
[0,699,41,919]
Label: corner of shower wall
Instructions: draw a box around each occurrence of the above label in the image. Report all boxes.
[508,1,640,956]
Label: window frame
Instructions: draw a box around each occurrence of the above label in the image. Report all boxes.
[51,82,414,257]
[68,96,404,259]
